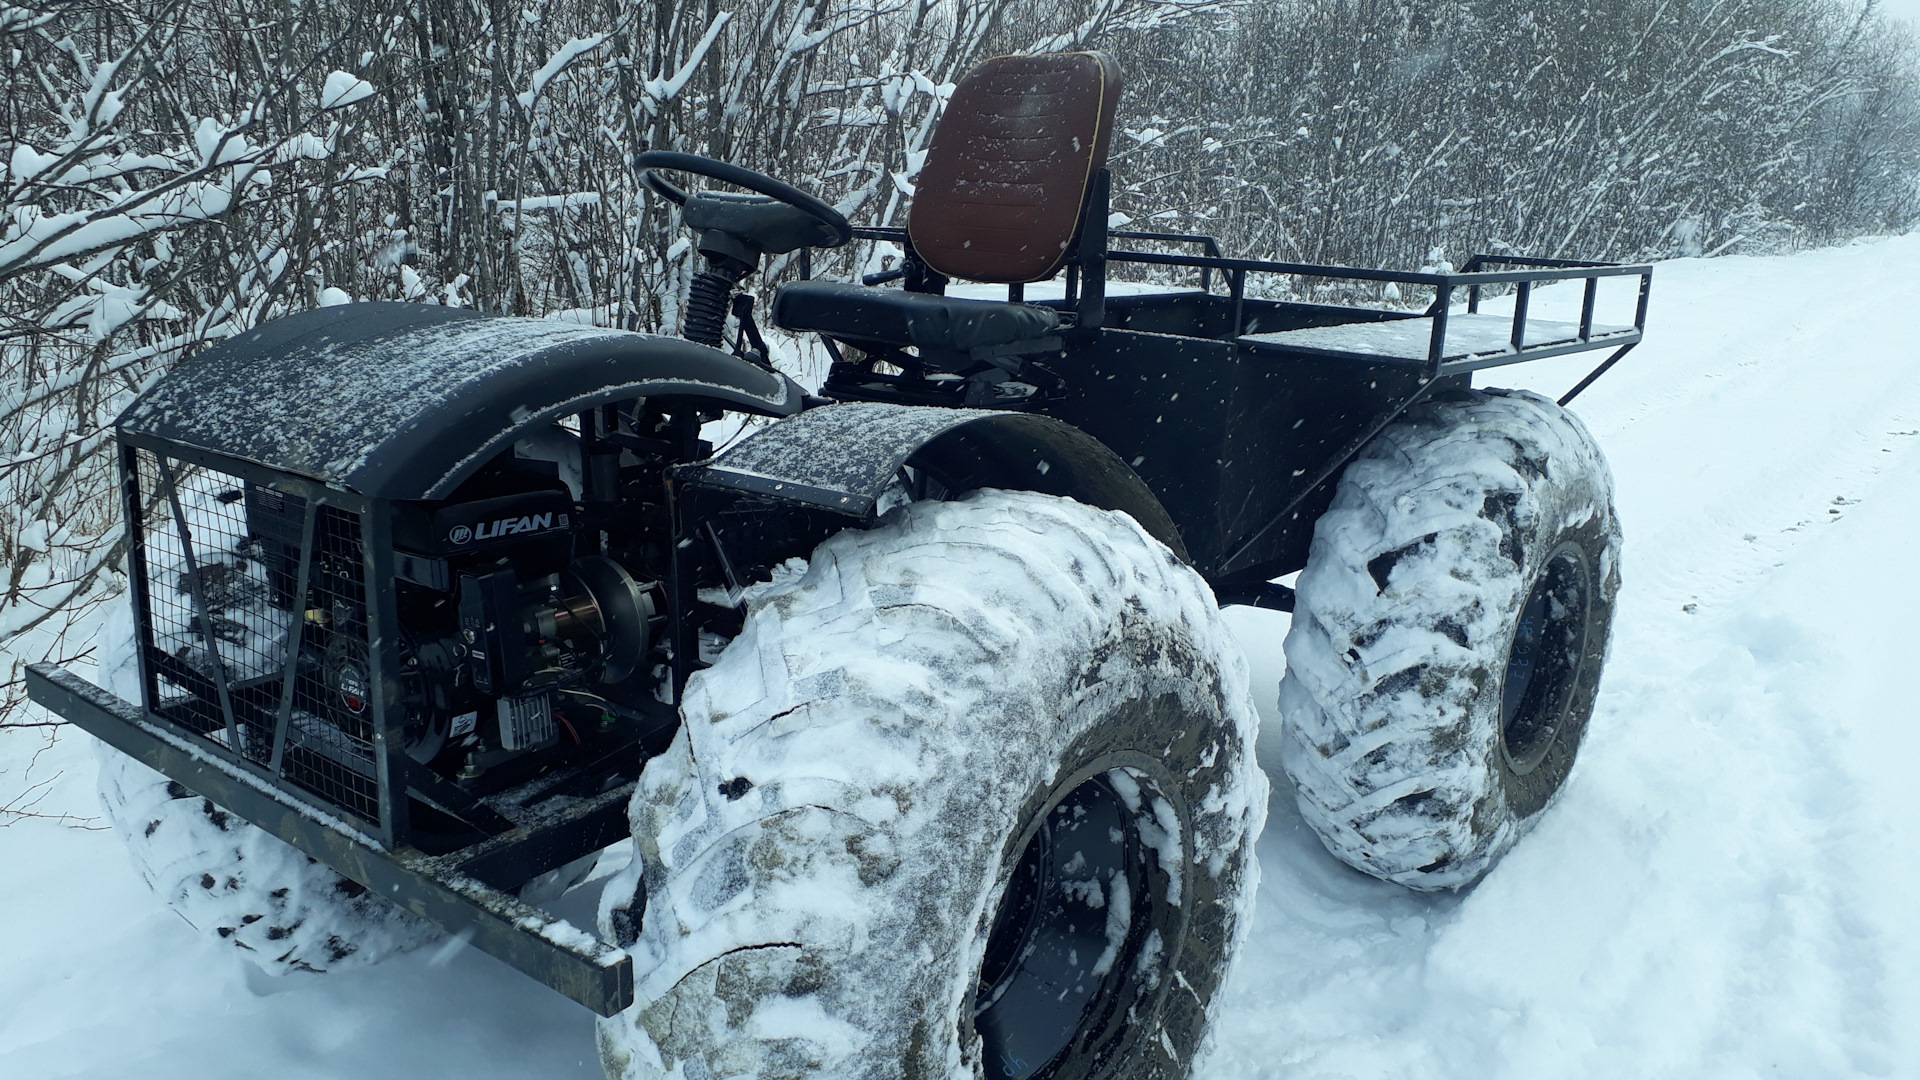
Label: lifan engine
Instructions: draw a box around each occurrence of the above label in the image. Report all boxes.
[248,461,659,781]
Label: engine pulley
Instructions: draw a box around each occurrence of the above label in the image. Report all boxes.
[557,555,657,684]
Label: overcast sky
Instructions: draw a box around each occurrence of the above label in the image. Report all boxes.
[1877,0,1920,24]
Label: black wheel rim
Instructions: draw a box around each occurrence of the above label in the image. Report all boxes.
[973,774,1161,1080]
[1499,544,1593,775]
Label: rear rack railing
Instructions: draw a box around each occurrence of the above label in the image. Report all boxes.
[1106,230,1224,292]
[847,224,1225,297]
[1102,242,1651,405]
[843,221,1651,406]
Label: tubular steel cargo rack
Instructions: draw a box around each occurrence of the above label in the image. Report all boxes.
[855,224,1653,408]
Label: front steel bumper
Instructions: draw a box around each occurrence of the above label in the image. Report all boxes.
[25,663,636,1016]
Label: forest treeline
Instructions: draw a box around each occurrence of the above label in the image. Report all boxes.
[1124,0,1920,269]
[3,0,1918,733]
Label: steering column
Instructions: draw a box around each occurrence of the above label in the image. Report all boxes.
[636,151,851,351]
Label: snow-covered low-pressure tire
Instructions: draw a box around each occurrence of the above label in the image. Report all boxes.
[596,489,1266,1080]
[1279,388,1621,891]
[95,748,438,973]
[88,612,433,975]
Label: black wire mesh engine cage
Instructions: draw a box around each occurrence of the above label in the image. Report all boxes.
[121,435,403,836]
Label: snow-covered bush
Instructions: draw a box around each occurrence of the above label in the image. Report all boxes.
[2,0,403,755]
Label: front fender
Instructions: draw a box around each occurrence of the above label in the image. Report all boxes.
[118,302,804,500]
[674,402,1188,562]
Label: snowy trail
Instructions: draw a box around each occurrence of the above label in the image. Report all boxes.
[1214,234,1920,1078]
[1510,240,1920,619]
[4,237,1918,1078]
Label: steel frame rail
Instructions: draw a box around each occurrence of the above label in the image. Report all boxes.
[24,663,638,1016]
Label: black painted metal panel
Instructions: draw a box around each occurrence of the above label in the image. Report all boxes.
[1042,328,1435,580]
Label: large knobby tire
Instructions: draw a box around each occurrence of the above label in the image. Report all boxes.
[95,748,439,972]
[1279,388,1620,891]
[596,490,1266,1080]
[90,608,436,975]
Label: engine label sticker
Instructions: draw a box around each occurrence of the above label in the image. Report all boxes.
[448,511,568,545]
[450,710,479,738]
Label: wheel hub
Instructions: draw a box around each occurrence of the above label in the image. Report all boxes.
[973,774,1157,1080]
[1500,545,1593,775]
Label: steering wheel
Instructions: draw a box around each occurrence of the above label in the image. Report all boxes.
[637,150,853,252]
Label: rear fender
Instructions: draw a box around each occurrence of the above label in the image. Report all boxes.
[674,402,1187,561]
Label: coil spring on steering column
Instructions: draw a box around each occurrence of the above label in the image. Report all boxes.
[682,271,733,348]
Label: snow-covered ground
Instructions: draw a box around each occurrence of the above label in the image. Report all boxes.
[1216,234,1920,1078]
[4,235,1917,1077]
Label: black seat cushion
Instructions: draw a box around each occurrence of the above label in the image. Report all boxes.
[771,280,1060,353]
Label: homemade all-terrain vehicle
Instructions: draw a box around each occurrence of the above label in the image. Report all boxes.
[28,51,1650,1080]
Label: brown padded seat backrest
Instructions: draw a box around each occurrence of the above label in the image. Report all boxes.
[908,52,1122,284]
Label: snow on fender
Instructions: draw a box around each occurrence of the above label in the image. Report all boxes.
[596,489,1267,1080]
